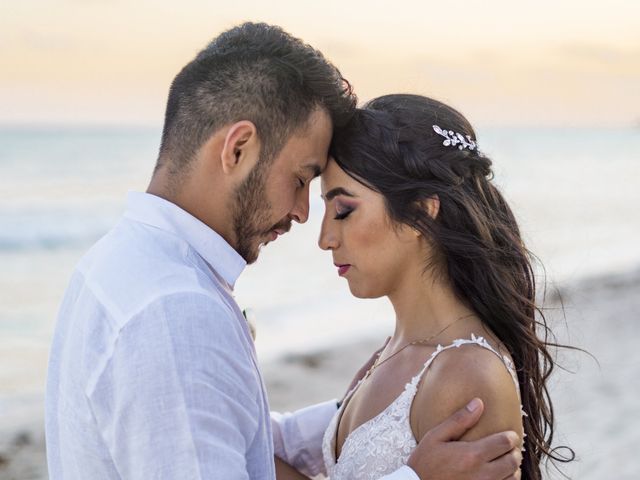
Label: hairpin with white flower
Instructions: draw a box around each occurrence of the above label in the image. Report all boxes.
[432,125,478,152]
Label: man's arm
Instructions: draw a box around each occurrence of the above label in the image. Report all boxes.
[87,293,260,479]
[271,399,338,477]
[271,340,389,477]
[274,399,520,480]
[373,399,522,480]
[273,341,521,480]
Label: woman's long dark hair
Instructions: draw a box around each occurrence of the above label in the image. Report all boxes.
[330,94,574,479]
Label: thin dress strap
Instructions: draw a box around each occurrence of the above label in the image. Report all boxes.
[408,334,523,408]
[411,334,529,451]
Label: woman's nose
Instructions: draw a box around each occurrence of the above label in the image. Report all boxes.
[318,218,339,251]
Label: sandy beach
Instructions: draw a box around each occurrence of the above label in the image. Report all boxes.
[1,266,639,479]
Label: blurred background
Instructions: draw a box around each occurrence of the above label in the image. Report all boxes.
[1,1,639,478]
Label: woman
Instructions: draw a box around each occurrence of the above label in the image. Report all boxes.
[283,94,570,479]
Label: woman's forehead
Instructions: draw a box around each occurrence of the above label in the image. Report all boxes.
[320,159,350,191]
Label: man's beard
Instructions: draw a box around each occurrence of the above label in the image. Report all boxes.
[232,162,289,264]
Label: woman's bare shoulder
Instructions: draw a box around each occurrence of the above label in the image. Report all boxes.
[410,341,524,443]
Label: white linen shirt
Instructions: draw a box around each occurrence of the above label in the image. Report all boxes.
[45,191,418,480]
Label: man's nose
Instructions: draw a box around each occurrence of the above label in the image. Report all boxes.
[290,189,310,224]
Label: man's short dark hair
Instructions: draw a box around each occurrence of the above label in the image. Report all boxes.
[156,22,357,173]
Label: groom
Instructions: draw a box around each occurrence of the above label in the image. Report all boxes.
[45,23,521,479]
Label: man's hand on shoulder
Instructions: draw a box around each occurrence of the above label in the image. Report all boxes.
[407,398,522,480]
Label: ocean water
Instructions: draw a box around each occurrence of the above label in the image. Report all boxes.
[0,125,639,405]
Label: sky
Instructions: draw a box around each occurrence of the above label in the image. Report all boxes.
[1,0,638,127]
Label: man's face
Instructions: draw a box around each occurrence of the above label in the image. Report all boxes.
[232,108,332,264]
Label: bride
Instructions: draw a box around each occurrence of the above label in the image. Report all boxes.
[280,94,569,480]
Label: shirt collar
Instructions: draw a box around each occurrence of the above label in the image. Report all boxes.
[123,191,246,289]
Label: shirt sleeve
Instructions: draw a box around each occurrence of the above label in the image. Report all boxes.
[271,399,339,477]
[85,292,261,479]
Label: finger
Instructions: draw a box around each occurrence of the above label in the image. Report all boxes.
[473,430,520,462]
[501,475,519,480]
[427,397,484,442]
[486,447,522,479]
[516,465,522,480]
[501,471,521,480]
[510,464,522,480]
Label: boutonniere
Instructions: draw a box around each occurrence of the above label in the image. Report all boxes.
[242,308,257,341]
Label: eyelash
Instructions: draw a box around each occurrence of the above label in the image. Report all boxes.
[297,177,306,188]
[334,205,354,220]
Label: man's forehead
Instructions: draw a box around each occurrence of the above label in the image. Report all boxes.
[300,160,326,178]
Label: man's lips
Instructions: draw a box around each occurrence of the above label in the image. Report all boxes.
[334,263,351,276]
[265,224,291,243]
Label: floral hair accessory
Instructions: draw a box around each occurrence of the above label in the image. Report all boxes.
[433,125,478,152]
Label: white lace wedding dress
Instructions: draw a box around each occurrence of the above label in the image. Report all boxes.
[321,335,524,479]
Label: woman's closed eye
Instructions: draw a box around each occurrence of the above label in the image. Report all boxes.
[334,202,354,220]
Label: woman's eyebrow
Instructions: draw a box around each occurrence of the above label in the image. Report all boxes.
[321,187,356,201]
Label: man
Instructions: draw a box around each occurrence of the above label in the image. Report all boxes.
[45,22,521,479]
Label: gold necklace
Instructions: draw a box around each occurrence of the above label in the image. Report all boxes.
[362,313,476,381]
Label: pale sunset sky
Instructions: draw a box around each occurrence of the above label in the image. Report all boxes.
[1,0,638,127]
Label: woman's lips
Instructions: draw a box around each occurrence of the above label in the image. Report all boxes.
[335,263,351,276]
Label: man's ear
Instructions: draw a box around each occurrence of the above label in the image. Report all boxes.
[220,121,260,175]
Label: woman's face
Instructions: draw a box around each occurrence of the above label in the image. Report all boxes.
[319,159,424,299]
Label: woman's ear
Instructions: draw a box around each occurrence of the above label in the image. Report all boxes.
[411,195,439,238]
[425,195,440,220]
[220,121,260,175]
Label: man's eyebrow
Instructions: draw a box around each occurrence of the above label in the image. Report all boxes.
[301,163,322,178]
[321,187,356,201]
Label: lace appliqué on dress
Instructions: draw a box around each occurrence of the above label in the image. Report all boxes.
[322,335,526,480]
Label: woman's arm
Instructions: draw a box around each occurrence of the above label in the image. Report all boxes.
[410,344,525,445]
